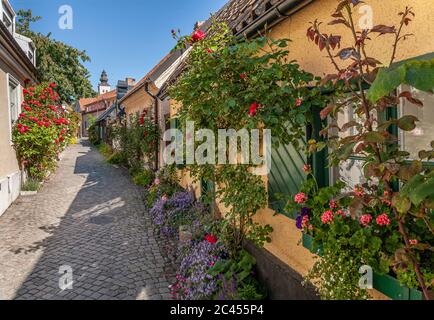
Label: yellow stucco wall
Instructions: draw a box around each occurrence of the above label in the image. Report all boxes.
[123,90,153,121]
[256,0,432,300]
[273,0,434,76]
[167,0,433,300]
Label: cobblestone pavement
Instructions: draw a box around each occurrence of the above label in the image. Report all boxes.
[0,140,176,300]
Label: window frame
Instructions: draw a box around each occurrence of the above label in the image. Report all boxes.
[397,84,434,166]
[1,1,15,34]
[6,74,21,145]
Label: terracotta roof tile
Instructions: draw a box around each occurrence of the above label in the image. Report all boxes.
[78,89,117,111]
[119,52,174,103]
[215,0,287,34]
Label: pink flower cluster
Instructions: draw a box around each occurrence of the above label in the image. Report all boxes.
[360,214,373,227]
[329,200,338,209]
[302,215,310,229]
[376,213,391,226]
[321,210,334,224]
[294,192,308,204]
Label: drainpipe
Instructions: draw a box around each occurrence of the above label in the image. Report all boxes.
[236,0,315,39]
[144,80,159,171]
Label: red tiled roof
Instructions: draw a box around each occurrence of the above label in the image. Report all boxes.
[78,89,117,111]
[216,0,289,34]
[119,52,173,104]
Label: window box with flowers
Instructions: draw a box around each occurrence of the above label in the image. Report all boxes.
[301,232,429,300]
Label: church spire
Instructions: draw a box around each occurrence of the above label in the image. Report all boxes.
[100,70,109,86]
[98,70,111,94]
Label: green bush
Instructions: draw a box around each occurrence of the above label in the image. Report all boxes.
[133,169,155,187]
[112,114,159,173]
[97,143,112,157]
[107,152,125,165]
[21,178,41,192]
[88,124,101,145]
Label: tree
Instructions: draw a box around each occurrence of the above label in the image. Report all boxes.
[16,9,96,103]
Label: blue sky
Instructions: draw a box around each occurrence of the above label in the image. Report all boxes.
[10,0,227,91]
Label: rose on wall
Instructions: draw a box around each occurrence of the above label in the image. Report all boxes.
[12,82,76,181]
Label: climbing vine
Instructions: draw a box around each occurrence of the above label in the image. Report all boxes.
[170,22,328,256]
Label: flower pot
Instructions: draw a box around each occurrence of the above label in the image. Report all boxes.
[301,233,426,300]
[301,233,323,256]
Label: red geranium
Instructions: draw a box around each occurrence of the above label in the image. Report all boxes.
[205,234,218,244]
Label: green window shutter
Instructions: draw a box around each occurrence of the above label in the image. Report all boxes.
[268,107,327,219]
[170,118,180,130]
[268,139,307,219]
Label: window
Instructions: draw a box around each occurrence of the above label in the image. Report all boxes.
[2,13,11,31]
[8,76,19,122]
[2,2,14,34]
[329,100,375,190]
[7,75,20,141]
[399,85,434,160]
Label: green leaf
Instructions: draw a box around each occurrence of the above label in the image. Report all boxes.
[363,132,386,143]
[409,176,434,206]
[392,194,411,214]
[404,59,434,92]
[397,115,418,131]
[367,57,434,103]
[367,66,406,103]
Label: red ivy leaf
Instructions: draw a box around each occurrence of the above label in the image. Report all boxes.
[371,25,396,35]
[320,104,335,120]
[399,91,424,107]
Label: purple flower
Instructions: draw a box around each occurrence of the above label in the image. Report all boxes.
[173,240,227,300]
[296,207,311,230]
[301,207,311,216]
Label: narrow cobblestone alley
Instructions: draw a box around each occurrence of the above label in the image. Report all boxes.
[0,140,175,300]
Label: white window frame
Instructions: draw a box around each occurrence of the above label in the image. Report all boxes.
[1,0,15,34]
[6,74,21,145]
[398,84,434,161]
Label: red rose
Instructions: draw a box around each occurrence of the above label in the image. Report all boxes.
[205,234,218,244]
[49,83,57,88]
[248,101,260,117]
[191,29,206,42]
[240,73,247,80]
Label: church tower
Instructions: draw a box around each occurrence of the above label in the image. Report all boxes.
[98,70,111,94]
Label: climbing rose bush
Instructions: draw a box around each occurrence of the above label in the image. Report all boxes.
[12,82,76,180]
